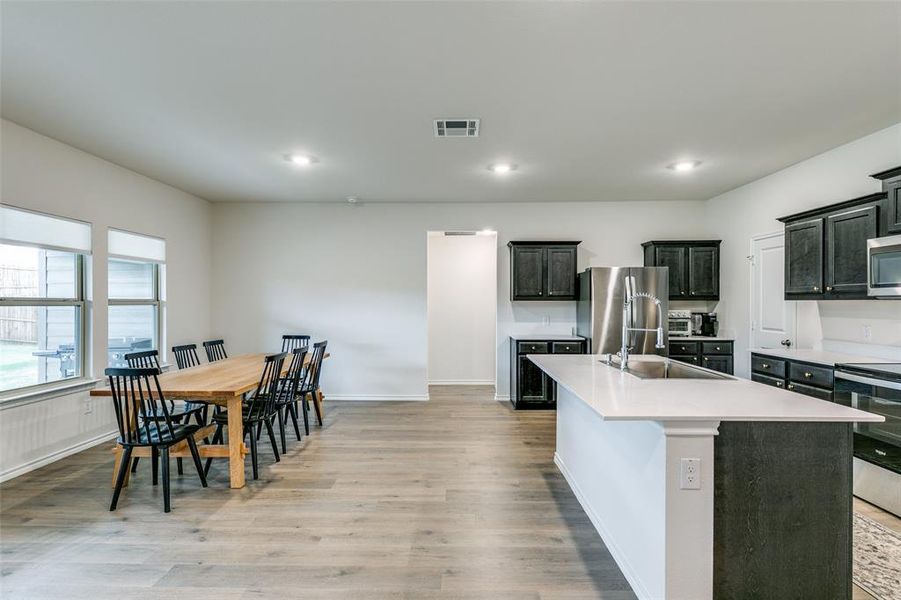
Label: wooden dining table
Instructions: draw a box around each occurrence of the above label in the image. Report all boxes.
[90,353,326,489]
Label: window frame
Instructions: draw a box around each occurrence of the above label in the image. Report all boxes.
[0,246,88,396]
[106,258,165,366]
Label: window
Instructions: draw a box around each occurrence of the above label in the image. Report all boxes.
[107,230,165,367]
[0,205,91,394]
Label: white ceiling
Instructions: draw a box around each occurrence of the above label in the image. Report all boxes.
[2,1,899,203]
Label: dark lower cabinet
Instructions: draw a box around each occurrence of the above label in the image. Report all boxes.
[751,353,834,401]
[517,356,549,403]
[670,340,733,375]
[510,337,586,409]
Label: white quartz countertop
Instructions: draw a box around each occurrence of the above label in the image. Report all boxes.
[748,347,897,366]
[510,334,585,341]
[669,336,734,342]
[529,354,883,423]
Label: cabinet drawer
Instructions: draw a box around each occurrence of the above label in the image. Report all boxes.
[789,362,833,389]
[786,381,833,401]
[671,355,700,366]
[670,341,699,355]
[752,355,787,378]
[552,341,583,354]
[518,341,549,354]
[701,341,732,355]
[752,373,786,389]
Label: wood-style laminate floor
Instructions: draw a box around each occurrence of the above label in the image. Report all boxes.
[2,386,898,599]
[0,386,636,599]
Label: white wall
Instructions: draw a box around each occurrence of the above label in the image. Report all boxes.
[210,200,710,401]
[427,232,497,385]
[705,123,901,377]
[0,119,213,480]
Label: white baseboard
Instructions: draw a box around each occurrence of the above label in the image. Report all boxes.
[1,429,118,483]
[325,394,430,402]
[554,452,649,600]
[494,394,510,402]
[428,380,495,386]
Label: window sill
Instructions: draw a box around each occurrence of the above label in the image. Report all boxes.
[0,378,102,411]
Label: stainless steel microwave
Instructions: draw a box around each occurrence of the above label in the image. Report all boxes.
[868,234,901,298]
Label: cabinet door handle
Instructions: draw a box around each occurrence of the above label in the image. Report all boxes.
[776,381,784,388]
[762,363,770,369]
[804,372,812,378]
[538,291,542,296]
[715,346,721,351]
[690,291,696,295]
[680,291,686,295]
[826,286,833,292]
[788,384,795,390]
[703,357,709,362]
[812,286,820,292]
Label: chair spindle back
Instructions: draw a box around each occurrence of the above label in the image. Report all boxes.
[203,339,228,362]
[172,344,201,369]
[106,367,175,444]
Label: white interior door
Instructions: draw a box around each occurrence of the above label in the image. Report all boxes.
[750,232,796,349]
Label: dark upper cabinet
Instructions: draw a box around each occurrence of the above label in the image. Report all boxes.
[785,218,824,296]
[779,192,886,300]
[511,246,545,299]
[826,206,877,295]
[655,246,687,298]
[546,246,578,298]
[508,241,580,301]
[871,166,901,235]
[688,246,719,298]
[642,241,721,300]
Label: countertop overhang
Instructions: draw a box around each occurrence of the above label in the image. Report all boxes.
[530,354,883,423]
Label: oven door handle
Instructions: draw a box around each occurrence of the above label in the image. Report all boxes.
[836,372,901,391]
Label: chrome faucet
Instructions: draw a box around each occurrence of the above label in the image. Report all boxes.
[620,276,665,371]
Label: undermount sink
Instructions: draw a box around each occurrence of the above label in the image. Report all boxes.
[616,359,732,380]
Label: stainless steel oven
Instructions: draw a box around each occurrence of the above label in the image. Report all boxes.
[868,234,901,297]
[834,363,901,516]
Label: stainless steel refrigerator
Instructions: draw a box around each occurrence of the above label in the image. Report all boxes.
[576,267,669,356]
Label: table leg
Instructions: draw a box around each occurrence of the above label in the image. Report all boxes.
[227,396,246,489]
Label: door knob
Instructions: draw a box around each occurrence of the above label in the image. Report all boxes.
[780,339,792,347]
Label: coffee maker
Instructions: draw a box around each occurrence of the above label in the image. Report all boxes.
[691,312,719,337]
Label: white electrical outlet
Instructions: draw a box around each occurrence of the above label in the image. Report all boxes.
[84,399,94,415]
[863,325,872,341]
[542,315,550,326]
[680,458,701,490]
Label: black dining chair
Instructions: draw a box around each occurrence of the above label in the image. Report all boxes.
[203,339,228,362]
[172,343,202,369]
[281,334,310,353]
[107,367,207,513]
[274,347,307,452]
[124,349,207,476]
[297,341,328,430]
[204,352,288,480]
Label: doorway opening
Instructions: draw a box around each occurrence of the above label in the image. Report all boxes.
[427,231,498,388]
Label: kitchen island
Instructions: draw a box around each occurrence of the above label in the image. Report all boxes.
[530,353,883,600]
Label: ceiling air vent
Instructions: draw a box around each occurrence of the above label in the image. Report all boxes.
[434,119,480,138]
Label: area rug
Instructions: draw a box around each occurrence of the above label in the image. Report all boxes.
[854,512,901,600]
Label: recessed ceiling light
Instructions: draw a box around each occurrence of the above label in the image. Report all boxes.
[286,154,316,166]
[346,196,358,204]
[668,160,701,172]
[488,163,517,174]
